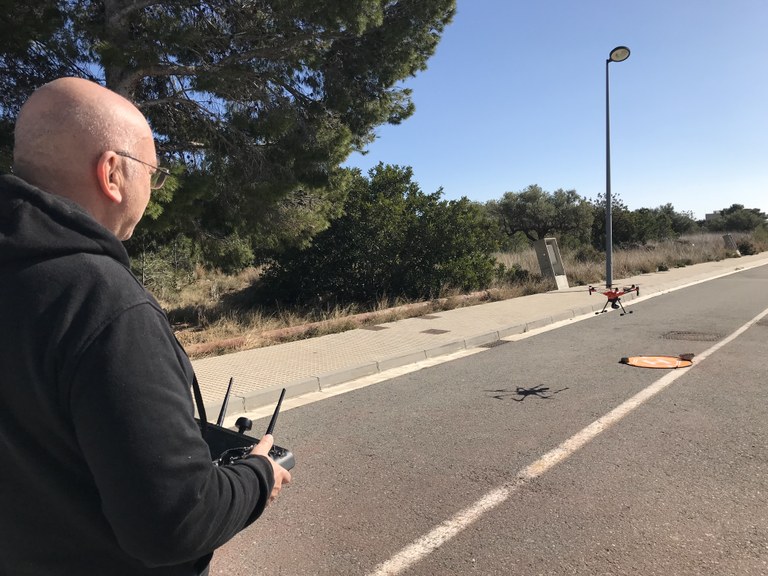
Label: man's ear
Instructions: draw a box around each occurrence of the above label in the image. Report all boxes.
[96,151,123,204]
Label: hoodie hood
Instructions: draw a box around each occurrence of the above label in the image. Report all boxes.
[0,173,129,268]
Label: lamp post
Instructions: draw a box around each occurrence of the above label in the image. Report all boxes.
[605,45,630,288]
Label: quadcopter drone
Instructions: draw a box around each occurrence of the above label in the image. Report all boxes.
[588,284,639,316]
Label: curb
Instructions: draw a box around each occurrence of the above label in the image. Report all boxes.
[200,256,768,418]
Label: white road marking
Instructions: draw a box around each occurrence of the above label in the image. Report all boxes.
[366,304,768,576]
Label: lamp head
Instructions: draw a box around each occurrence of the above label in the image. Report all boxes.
[609,46,630,63]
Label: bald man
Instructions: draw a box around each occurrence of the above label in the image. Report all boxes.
[0,78,290,576]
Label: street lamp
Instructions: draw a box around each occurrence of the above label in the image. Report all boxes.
[605,45,630,288]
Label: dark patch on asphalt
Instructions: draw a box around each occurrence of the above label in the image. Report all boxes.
[661,330,723,341]
[479,340,512,349]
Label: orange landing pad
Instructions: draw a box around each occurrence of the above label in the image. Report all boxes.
[620,355,694,369]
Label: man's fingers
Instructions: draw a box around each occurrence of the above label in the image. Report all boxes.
[250,434,274,457]
[259,433,274,449]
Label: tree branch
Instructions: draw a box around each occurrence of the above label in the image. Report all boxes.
[112,0,166,24]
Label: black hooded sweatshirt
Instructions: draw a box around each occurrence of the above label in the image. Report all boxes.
[0,174,274,575]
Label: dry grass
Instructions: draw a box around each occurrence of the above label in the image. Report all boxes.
[164,233,765,358]
[496,233,757,287]
[171,290,508,358]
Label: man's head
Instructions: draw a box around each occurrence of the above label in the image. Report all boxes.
[13,77,160,240]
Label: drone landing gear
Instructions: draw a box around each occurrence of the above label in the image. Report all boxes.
[597,297,632,316]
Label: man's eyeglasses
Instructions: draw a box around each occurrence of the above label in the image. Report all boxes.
[115,151,171,190]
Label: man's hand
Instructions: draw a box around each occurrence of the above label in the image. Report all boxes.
[250,434,291,503]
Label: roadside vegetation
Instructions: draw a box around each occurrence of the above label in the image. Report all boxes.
[165,230,767,359]
[134,167,766,359]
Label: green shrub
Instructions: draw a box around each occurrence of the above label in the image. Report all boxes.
[752,224,768,245]
[201,234,254,275]
[259,164,499,306]
[494,263,531,284]
[130,235,200,298]
[736,239,757,256]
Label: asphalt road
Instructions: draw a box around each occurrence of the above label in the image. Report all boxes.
[209,264,768,575]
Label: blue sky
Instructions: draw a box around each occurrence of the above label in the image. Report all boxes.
[343,0,768,219]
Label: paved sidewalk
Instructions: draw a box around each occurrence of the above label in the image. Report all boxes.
[192,254,768,419]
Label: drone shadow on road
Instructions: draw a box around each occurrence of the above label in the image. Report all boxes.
[487,385,570,402]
